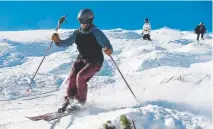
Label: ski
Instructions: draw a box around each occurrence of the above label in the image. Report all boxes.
[26,106,82,121]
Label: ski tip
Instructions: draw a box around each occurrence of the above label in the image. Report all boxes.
[25,116,30,119]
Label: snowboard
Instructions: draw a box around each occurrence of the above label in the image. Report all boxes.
[26,106,82,121]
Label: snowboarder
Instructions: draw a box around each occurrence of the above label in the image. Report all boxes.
[51,9,113,111]
[141,18,152,41]
[194,22,207,41]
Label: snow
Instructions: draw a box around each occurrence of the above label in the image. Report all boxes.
[0,27,212,129]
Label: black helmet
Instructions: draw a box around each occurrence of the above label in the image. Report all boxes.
[77,9,94,21]
[145,18,149,23]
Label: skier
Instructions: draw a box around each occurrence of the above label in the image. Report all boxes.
[194,22,207,41]
[51,9,113,111]
[141,18,152,41]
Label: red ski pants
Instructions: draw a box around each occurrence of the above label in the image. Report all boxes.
[66,59,102,103]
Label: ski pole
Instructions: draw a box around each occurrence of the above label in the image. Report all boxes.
[26,41,53,92]
[109,55,138,101]
[26,15,67,93]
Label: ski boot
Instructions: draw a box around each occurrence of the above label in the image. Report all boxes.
[66,99,85,113]
[66,105,79,113]
[58,96,73,113]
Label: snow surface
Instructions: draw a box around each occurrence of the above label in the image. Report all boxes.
[0,27,212,129]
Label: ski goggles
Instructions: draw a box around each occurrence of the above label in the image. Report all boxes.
[79,19,89,24]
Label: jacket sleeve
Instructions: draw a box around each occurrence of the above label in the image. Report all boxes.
[56,30,78,47]
[92,28,113,52]
[142,24,145,33]
[204,25,207,32]
[194,26,199,32]
[149,24,151,33]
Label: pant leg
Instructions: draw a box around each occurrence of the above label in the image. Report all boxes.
[197,33,200,40]
[75,62,102,103]
[147,34,152,41]
[66,60,85,99]
[143,34,146,40]
[201,33,204,39]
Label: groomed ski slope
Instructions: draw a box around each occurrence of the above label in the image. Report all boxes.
[0,27,212,129]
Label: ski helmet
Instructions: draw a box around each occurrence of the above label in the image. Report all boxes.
[77,9,94,31]
[145,18,149,23]
[77,9,94,23]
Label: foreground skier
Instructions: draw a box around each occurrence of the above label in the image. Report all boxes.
[51,8,113,112]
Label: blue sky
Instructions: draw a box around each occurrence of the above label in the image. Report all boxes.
[0,1,211,31]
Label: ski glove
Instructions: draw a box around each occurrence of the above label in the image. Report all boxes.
[51,33,60,45]
[103,47,112,56]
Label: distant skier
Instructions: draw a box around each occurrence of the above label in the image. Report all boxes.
[51,9,113,112]
[141,18,152,41]
[194,22,207,41]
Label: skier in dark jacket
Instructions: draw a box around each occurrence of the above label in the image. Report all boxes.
[51,9,113,109]
[194,22,207,41]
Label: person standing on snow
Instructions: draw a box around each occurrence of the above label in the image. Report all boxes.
[141,18,152,41]
[194,22,207,41]
[51,9,113,109]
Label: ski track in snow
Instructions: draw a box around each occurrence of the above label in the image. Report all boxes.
[0,27,212,129]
